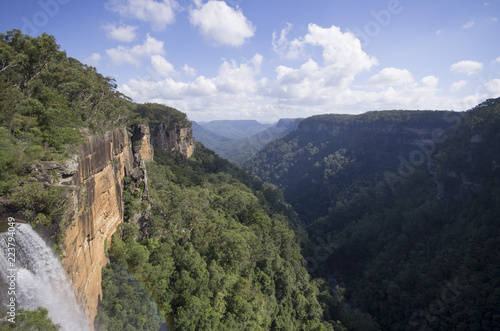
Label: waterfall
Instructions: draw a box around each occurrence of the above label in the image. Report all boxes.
[0,223,89,331]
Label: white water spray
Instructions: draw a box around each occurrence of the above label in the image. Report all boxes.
[0,223,89,331]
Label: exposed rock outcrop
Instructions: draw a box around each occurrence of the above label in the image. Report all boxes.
[61,128,136,326]
[132,124,154,162]
[58,121,192,325]
[152,123,194,158]
[3,121,194,328]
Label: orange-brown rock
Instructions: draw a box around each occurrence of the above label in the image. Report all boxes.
[19,122,182,329]
[152,123,194,158]
[132,124,154,162]
[61,128,134,327]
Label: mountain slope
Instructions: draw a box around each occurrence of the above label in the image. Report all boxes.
[248,102,500,330]
[249,110,458,222]
[198,120,273,140]
[215,118,302,163]
[191,121,231,151]
[193,118,302,163]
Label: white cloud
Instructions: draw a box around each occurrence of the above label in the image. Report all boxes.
[119,53,264,101]
[182,64,196,76]
[189,0,255,46]
[486,17,498,23]
[484,79,500,97]
[151,54,175,78]
[276,24,377,74]
[368,67,414,88]
[84,53,102,67]
[494,57,500,64]
[462,19,475,29]
[102,23,138,42]
[450,60,484,75]
[112,20,497,121]
[268,23,377,104]
[186,76,217,96]
[272,23,293,57]
[450,80,467,93]
[215,54,264,93]
[105,0,178,31]
[106,34,165,66]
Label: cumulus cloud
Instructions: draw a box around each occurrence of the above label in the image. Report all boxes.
[84,53,102,67]
[484,79,500,97]
[102,23,138,42]
[451,80,467,93]
[368,67,414,88]
[189,0,255,46]
[151,54,175,78]
[119,53,264,101]
[215,54,264,93]
[274,24,377,74]
[450,60,484,75]
[105,0,178,31]
[112,19,496,121]
[106,34,165,66]
[269,23,377,104]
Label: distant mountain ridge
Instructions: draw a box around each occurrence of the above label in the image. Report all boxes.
[197,120,273,140]
[192,118,302,163]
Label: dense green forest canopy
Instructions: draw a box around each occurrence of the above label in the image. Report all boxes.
[249,99,500,330]
[0,29,133,194]
[95,145,354,330]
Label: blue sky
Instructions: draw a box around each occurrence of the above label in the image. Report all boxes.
[2,0,500,122]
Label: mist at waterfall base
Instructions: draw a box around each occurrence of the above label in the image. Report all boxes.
[0,223,89,331]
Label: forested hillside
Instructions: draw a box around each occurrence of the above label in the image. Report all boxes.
[249,102,500,330]
[1,30,348,330]
[95,143,349,330]
[0,29,133,195]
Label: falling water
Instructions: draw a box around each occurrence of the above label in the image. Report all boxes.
[0,223,89,331]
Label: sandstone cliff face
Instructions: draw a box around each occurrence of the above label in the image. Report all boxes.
[61,128,137,325]
[132,124,154,162]
[152,123,194,158]
[60,122,193,325]
[11,121,193,328]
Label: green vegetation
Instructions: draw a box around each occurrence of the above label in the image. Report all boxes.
[249,101,500,329]
[96,144,346,330]
[4,28,499,331]
[0,308,60,330]
[0,29,133,194]
[134,103,190,128]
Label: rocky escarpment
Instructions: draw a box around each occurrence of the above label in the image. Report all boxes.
[152,123,195,158]
[18,122,194,328]
[59,127,137,326]
[298,111,458,143]
[427,108,500,201]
